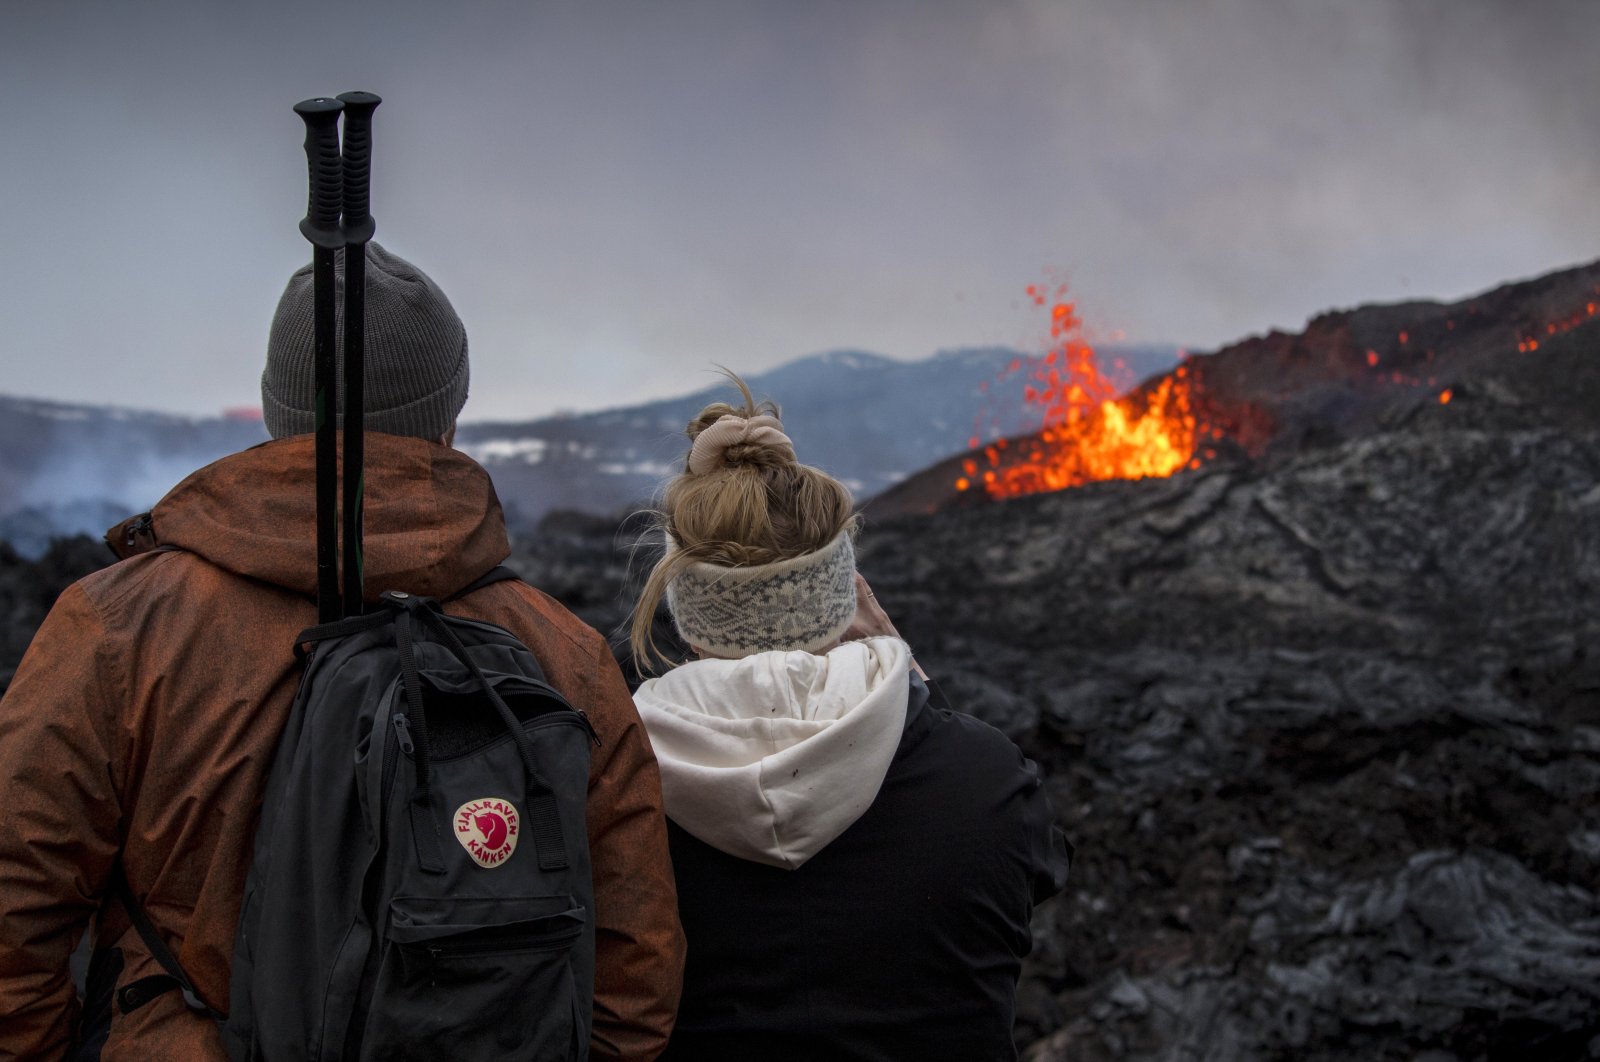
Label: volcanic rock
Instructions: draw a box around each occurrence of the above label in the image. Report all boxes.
[506,329,1600,1056]
[853,420,1600,1057]
[3,261,1598,1059]
[0,535,112,694]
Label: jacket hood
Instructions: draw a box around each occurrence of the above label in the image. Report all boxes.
[633,637,912,869]
[116,434,510,599]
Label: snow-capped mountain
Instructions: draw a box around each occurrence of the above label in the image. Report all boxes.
[0,344,1179,552]
[456,345,1178,531]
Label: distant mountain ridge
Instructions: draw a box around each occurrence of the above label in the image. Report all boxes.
[450,344,1177,529]
[461,347,1015,528]
[0,344,1180,553]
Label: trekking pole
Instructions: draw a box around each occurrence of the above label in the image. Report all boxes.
[293,97,345,623]
[336,91,381,618]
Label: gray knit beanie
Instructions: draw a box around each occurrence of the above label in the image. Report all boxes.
[261,242,469,440]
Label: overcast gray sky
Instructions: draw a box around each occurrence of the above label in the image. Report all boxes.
[3,0,1596,422]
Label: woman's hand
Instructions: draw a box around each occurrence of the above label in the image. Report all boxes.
[844,573,927,679]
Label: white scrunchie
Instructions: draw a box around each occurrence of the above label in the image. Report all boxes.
[688,414,797,475]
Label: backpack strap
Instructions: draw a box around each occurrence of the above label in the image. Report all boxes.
[448,564,522,600]
[292,609,393,661]
[388,593,573,873]
[109,867,225,1021]
[288,567,522,659]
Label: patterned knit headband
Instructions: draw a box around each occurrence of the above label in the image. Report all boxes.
[665,530,858,658]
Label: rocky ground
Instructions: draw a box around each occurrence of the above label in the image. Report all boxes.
[4,310,1598,1060]
[860,421,1600,1061]
[498,397,1600,1060]
[851,263,1600,1060]
[4,417,1597,1060]
[0,535,110,692]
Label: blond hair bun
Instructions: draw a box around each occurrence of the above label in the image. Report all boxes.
[688,414,797,475]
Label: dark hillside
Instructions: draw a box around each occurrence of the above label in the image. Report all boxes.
[508,382,1600,1059]
[3,262,1597,1059]
[0,536,110,692]
[849,397,1600,1055]
[871,259,1600,519]
[503,263,1600,1057]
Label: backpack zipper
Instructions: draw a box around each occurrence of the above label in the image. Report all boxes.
[377,713,412,819]
[575,709,601,747]
[420,916,583,961]
[124,512,153,548]
[396,711,594,763]
[392,714,415,755]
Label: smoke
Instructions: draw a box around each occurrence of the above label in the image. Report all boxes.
[0,399,267,558]
[0,446,217,560]
[4,1,1597,422]
[13,447,210,517]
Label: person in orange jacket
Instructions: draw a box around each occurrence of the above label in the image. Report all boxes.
[0,243,685,1060]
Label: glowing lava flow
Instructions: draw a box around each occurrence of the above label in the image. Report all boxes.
[957,287,1198,499]
[952,278,1600,502]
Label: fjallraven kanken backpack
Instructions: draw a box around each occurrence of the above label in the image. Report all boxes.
[224,584,599,1061]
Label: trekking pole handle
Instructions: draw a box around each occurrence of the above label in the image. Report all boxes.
[336,91,381,244]
[294,97,344,250]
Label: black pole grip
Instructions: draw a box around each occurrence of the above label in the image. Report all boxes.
[293,98,344,249]
[336,91,381,244]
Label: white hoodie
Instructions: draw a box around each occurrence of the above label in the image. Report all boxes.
[633,636,913,870]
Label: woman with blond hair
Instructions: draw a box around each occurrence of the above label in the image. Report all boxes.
[629,377,1070,1061]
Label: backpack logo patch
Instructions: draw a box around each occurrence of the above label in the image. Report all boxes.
[454,798,520,867]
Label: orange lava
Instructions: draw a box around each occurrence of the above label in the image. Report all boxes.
[962,286,1197,500]
[957,279,1600,503]
[1517,289,1598,352]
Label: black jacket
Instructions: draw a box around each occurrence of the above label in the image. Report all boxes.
[660,677,1072,1061]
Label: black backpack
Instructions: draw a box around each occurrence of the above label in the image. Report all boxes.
[223,582,599,1060]
[85,575,601,1062]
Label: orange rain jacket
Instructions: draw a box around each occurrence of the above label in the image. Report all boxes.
[0,434,685,1060]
